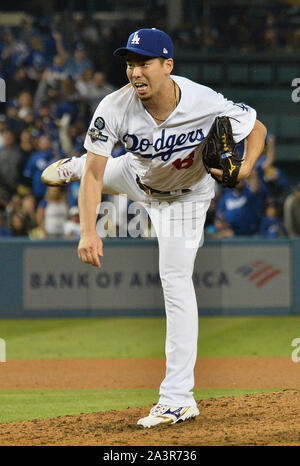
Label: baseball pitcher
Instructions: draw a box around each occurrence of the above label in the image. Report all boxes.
[42,28,267,428]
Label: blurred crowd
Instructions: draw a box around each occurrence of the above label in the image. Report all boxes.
[0,11,299,240]
[0,14,120,239]
[204,133,300,239]
[172,6,300,54]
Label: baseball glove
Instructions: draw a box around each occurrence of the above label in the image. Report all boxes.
[202,116,241,188]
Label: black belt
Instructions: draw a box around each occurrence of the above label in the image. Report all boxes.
[136,175,190,196]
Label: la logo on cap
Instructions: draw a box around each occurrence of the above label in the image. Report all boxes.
[131,32,140,45]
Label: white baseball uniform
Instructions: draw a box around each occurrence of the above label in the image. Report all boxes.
[75,75,257,407]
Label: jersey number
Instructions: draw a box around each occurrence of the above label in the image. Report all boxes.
[172,151,195,170]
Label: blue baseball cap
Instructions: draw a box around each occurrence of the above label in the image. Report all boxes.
[113,28,173,59]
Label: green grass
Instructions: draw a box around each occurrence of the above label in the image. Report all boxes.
[0,388,282,424]
[0,317,294,425]
[0,316,299,359]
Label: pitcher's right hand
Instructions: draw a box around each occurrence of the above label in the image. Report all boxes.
[78,234,103,268]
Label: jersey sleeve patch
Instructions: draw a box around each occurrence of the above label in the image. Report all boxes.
[88,127,108,143]
[94,116,105,130]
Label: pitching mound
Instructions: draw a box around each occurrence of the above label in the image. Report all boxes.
[0,390,299,446]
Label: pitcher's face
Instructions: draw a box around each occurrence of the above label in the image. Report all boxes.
[126,53,173,102]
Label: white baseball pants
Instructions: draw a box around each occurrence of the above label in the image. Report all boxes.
[76,153,214,407]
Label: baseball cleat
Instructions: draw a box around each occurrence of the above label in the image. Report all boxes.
[137,404,199,428]
[41,157,80,186]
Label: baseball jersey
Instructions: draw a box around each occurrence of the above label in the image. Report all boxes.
[84,75,257,192]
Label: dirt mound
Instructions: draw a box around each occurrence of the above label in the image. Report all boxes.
[0,390,299,446]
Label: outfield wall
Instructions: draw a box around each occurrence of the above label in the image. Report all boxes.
[0,238,299,317]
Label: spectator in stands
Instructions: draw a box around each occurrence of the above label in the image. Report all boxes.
[215,172,266,236]
[1,29,29,77]
[52,77,81,123]
[8,66,37,99]
[67,180,81,209]
[36,186,68,238]
[0,130,22,194]
[34,69,61,111]
[80,17,99,46]
[21,193,38,233]
[34,30,68,94]
[23,134,54,201]
[260,199,287,238]
[75,68,94,99]
[255,131,275,173]
[255,132,288,201]
[5,100,26,139]
[24,34,48,79]
[205,212,234,238]
[29,128,43,151]
[76,70,116,112]
[47,54,69,83]
[19,129,34,160]
[283,182,300,237]
[17,90,35,124]
[66,43,93,79]
[34,101,58,142]
[56,113,85,158]
[64,205,80,239]
[10,212,28,236]
[18,129,35,185]
[263,165,288,201]
[6,193,23,226]
[213,216,234,238]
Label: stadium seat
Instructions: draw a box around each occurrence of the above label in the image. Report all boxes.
[175,63,200,82]
[228,65,249,84]
[258,114,279,134]
[251,64,272,85]
[277,66,300,85]
[201,64,223,84]
[275,143,300,161]
[278,115,300,139]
